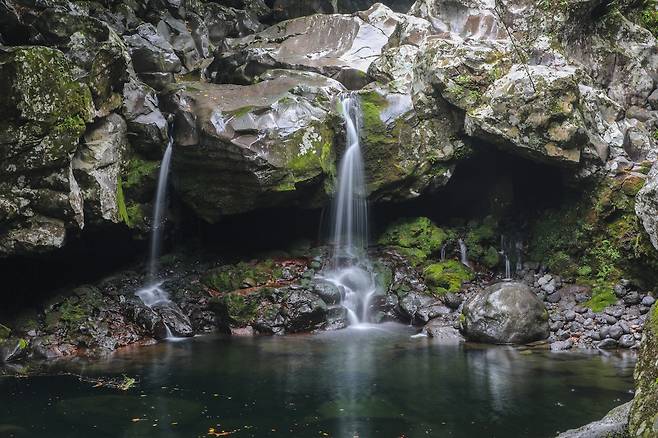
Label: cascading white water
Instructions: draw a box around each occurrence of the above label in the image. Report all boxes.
[320,94,376,326]
[458,238,470,268]
[440,244,447,261]
[504,254,511,280]
[136,132,174,310]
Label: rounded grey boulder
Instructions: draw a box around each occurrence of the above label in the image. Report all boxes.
[460,281,549,344]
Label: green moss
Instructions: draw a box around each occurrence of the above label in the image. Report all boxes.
[424,260,474,295]
[360,91,391,147]
[116,177,130,225]
[203,260,280,292]
[215,292,260,326]
[58,300,87,326]
[123,158,159,190]
[378,217,447,264]
[584,285,617,312]
[640,0,658,37]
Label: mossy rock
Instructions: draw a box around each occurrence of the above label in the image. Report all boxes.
[423,260,474,295]
[203,260,282,292]
[629,304,658,437]
[0,323,11,339]
[583,285,617,312]
[527,176,658,289]
[378,217,447,264]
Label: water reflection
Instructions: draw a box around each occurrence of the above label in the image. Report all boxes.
[0,324,636,438]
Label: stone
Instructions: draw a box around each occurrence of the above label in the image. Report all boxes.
[207,4,407,88]
[324,306,349,331]
[636,162,658,251]
[124,23,182,89]
[423,319,464,343]
[556,402,631,438]
[598,338,619,349]
[641,295,656,307]
[162,71,343,221]
[614,283,628,298]
[283,289,328,332]
[546,291,561,303]
[312,281,343,305]
[0,46,94,256]
[608,324,624,340]
[624,291,642,305]
[618,334,635,348]
[551,339,573,351]
[629,305,658,436]
[460,281,549,344]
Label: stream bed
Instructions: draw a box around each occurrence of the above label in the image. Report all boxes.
[0,323,635,438]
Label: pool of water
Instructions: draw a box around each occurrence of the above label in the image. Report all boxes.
[0,323,636,438]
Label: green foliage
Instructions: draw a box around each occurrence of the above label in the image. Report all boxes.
[482,246,501,269]
[640,0,658,37]
[589,239,621,282]
[123,158,159,190]
[423,260,474,295]
[116,177,130,225]
[378,217,447,264]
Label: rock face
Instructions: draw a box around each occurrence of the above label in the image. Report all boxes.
[556,401,631,438]
[460,281,549,344]
[163,70,342,221]
[207,4,406,89]
[629,305,658,437]
[0,46,94,255]
[636,163,658,251]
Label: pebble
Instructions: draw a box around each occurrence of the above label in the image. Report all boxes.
[551,339,573,351]
[546,292,561,303]
[605,306,624,318]
[574,306,587,314]
[623,291,642,305]
[538,274,552,286]
[604,314,618,325]
[619,320,631,334]
[641,295,655,307]
[614,284,628,298]
[599,326,610,339]
[609,324,624,340]
[618,334,636,348]
[598,338,618,349]
[640,306,650,314]
[564,310,576,322]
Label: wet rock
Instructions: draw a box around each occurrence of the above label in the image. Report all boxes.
[623,291,642,305]
[207,4,405,88]
[325,306,349,331]
[564,310,577,322]
[618,334,636,349]
[153,302,194,337]
[313,281,343,305]
[0,46,94,256]
[614,283,628,298]
[460,282,549,344]
[629,305,658,436]
[124,23,182,89]
[550,339,573,351]
[556,401,631,438]
[423,319,464,344]
[283,289,328,333]
[605,306,625,318]
[162,71,343,221]
[441,292,463,310]
[641,295,655,307]
[598,338,619,349]
[608,324,624,340]
[546,291,561,303]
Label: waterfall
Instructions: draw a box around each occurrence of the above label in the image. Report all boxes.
[504,254,511,280]
[440,244,446,261]
[331,94,368,258]
[320,93,375,326]
[458,238,470,268]
[136,131,174,309]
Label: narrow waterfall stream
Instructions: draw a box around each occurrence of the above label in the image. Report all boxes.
[321,94,376,326]
[136,132,174,310]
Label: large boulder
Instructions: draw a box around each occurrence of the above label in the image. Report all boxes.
[629,305,658,437]
[206,4,408,89]
[460,281,550,344]
[0,46,94,256]
[162,70,343,221]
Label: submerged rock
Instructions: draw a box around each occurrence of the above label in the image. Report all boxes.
[460,281,549,344]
